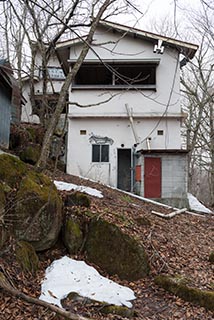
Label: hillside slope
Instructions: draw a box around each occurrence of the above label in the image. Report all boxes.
[0,170,213,319]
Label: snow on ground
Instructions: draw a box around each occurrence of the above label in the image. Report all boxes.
[39,256,135,309]
[54,180,103,198]
[187,193,212,214]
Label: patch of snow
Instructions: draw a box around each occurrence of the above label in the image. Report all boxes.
[187,193,212,214]
[39,256,135,309]
[54,180,103,198]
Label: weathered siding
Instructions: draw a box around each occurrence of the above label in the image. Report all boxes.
[0,87,11,148]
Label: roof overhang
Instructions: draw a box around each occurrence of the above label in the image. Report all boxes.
[55,21,198,60]
[98,20,198,60]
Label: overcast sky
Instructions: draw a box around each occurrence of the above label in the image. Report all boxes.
[137,0,201,25]
[116,0,203,42]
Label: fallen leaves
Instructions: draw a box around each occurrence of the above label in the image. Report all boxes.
[0,170,214,319]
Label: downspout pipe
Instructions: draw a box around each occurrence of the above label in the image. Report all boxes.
[125,103,140,144]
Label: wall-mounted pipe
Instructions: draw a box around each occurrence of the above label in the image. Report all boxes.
[146,138,151,150]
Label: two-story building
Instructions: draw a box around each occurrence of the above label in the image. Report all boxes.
[22,21,198,207]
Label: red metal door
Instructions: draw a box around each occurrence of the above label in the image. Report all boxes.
[144,157,161,198]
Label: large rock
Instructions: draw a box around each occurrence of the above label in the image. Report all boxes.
[0,182,9,250]
[19,143,41,165]
[155,274,214,311]
[85,218,150,281]
[0,153,26,187]
[15,240,39,274]
[0,154,63,251]
[64,192,91,207]
[15,171,62,251]
[63,216,84,254]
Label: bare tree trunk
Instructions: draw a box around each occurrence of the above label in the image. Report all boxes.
[3,1,10,61]
[36,0,114,171]
[209,102,214,205]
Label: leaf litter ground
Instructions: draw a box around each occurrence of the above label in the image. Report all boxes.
[0,170,213,319]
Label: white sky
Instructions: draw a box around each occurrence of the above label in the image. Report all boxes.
[136,0,201,25]
[117,0,203,42]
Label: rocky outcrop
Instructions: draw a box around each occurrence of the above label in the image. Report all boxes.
[15,241,39,274]
[63,200,150,281]
[155,274,214,311]
[14,171,62,251]
[0,182,10,250]
[1,153,150,281]
[84,218,150,281]
[64,192,91,207]
[0,153,63,251]
[19,143,41,165]
[62,216,84,254]
[0,153,26,187]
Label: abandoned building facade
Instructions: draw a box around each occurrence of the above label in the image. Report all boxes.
[21,21,198,206]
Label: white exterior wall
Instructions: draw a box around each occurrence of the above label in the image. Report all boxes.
[67,26,184,189]
[67,117,182,187]
[21,81,40,123]
[21,53,65,123]
[69,27,181,116]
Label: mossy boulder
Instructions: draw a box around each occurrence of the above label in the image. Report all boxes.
[0,184,8,250]
[65,192,91,208]
[85,218,150,281]
[63,216,84,254]
[0,225,8,251]
[15,241,39,274]
[0,154,63,251]
[155,274,214,311]
[100,304,134,317]
[19,143,41,165]
[25,125,45,145]
[10,124,45,150]
[0,183,6,211]
[209,252,214,264]
[14,171,63,251]
[0,154,26,187]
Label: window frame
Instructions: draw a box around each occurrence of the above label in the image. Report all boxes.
[72,62,158,90]
[92,144,109,163]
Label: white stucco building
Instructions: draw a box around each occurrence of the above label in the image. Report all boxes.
[22,21,198,207]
